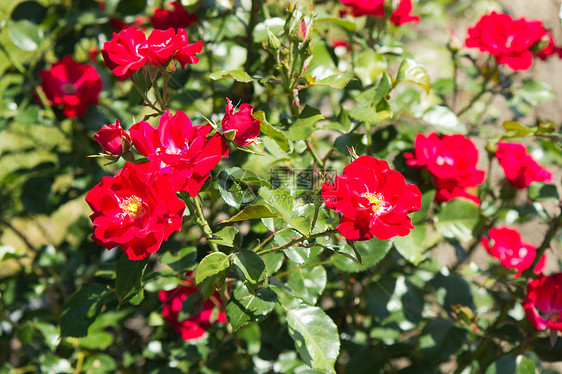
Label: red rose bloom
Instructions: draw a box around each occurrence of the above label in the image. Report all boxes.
[101,27,148,80]
[495,141,553,189]
[172,28,203,69]
[523,273,562,331]
[144,28,182,66]
[340,0,384,17]
[85,162,185,260]
[390,0,420,26]
[222,98,261,147]
[93,119,131,155]
[321,155,421,241]
[481,226,546,277]
[129,110,229,196]
[150,1,198,30]
[405,133,485,203]
[159,276,226,341]
[465,11,549,71]
[38,56,102,118]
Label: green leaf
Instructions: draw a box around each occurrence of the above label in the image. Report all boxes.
[332,238,392,273]
[349,74,392,123]
[314,73,355,89]
[354,49,387,86]
[502,121,534,138]
[316,17,356,31]
[422,105,467,134]
[259,187,311,235]
[274,229,310,264]
[216,168,261,209]
[223,204,280,223]
[263,252,284,276]
[528,182,559,202]
[395,59,431,93]
[517,79,555,105]
[209,69,253,83]
[349,99,392,123]
[7,20,42,51]
[410,190,435,224]
[209,227,240,248]
[254,111,292,152]
[195,252,232,298]
[285,105,324,141]
[393,226,427,265]
[287,266,327,305]
[285,305,340,373]
[434,199,480,242]
[0,245,25,261]
[160,247,197,272]
[233,250,266,292]
[60,283,113,337]
[115,255,149,305]
[515,356,536,374]
[83,353,117,374]
[226,283,277,331]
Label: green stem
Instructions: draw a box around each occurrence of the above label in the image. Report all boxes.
[306,139,324,167]
[130,76,163,114]
[186,197,219,252]
[257,228,336,255]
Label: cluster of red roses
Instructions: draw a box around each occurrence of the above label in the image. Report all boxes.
[87,98,261,261]
[159,273,227,341]
[340,0,419,26]
[101,26,202,80]
[405,133,552,203]
[466,11,562,71]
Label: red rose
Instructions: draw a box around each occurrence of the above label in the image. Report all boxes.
[222,98,261,147]
[465,12,548,71]
[405,133,485,203]
[523,273,562,331]
[129,110,229,196]
[390,0,420,26]
[101,27,148,80]
[321,155,421,241]
[150,1,198,30]
[159,276,226,341]
[173,28,203,69]
[38,56,102,118]
[93,119,131,155]
[495,141,552,189]
[340,0,384,17]
[481,226,546,277]
[144,28,182,66]
[85,162,185,260]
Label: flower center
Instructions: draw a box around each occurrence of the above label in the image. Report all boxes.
[62,83,76,94]
[435,156,454,166]
[120,195,144,219]
[362,192,389,215]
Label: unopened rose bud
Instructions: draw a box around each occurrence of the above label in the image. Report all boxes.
[93,119,131,156]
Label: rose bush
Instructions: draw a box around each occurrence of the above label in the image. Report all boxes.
[2,0,562,373]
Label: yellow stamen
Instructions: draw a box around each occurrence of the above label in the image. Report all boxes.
[120,195,144,218]
[362,192,388,214]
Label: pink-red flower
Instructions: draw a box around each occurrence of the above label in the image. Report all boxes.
[495,141,553,189]
[523,273,562,331]
[150,1,198,30]
[129,110,229,196]
[405,133,485,203]
[101,26,202,78]
[144,28,182,66]
[93,120,131,155]
[159,276,226,341]
[481,226,546,277]
[101,27,148,80]
[537,35,562,60]
[340,0,384,17]
[222,98,261,147]
[465,11,549,71]
[389,0,420,26]
[38,56,102,118]
[172,28,203,69]
[340,0,419,26]
[85,162,185,260]
[321,155,421,241]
